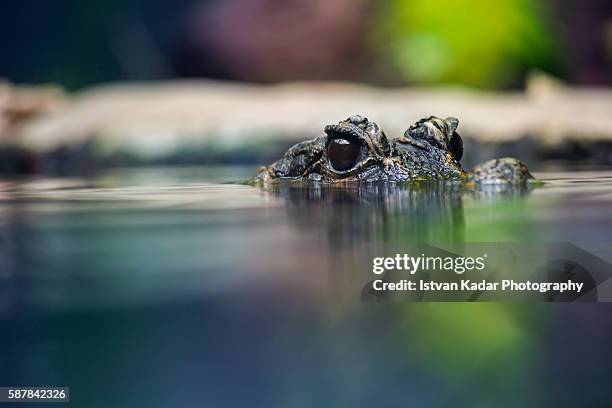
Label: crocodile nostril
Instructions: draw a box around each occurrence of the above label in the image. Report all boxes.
[328,138,361,171]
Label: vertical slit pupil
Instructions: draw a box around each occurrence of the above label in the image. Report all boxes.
[450,132,463,161]
[328,138,361,171]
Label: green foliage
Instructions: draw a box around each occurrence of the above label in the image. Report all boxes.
[373,0,563,88]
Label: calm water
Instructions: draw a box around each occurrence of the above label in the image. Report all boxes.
[1,166,612,407]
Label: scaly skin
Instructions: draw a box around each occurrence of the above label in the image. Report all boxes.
[255,115,534,185]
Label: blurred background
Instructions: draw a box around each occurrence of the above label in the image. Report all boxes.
[1,0,611,88]
[0,0,611,173]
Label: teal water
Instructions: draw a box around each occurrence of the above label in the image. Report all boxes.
[1,166,612,406]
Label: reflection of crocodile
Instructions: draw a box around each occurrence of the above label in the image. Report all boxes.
[255,115,533,184]
[267,182,469,244]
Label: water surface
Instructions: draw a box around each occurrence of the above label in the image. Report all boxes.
[1,166,612,407]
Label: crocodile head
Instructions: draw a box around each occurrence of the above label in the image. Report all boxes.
[256,115,532,185]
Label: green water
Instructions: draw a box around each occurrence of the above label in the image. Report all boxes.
[1,166,612,407]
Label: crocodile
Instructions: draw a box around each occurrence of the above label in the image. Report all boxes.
[255,115,533,185]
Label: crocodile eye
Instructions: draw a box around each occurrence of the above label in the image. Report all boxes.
[327,138,361,171]
[449,132,463,161]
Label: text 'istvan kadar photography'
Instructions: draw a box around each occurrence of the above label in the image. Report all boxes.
[1,1,612,407]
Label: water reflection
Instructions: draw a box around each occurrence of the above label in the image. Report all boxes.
[266,182,537,248]
[1,170,612,407]
[267,183,468,244]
